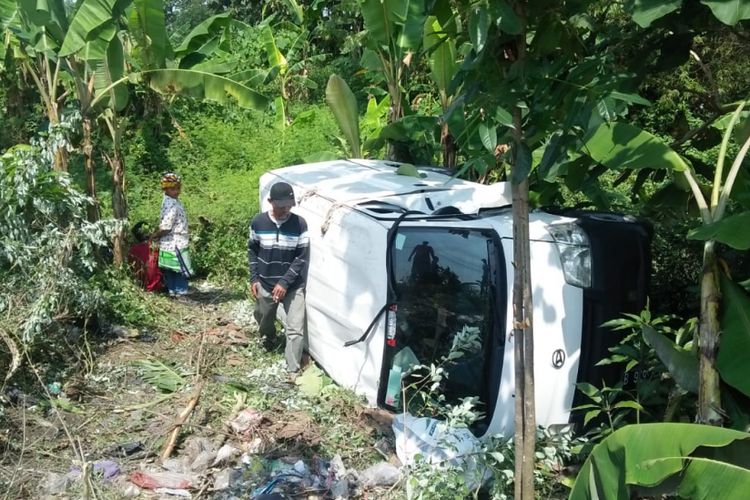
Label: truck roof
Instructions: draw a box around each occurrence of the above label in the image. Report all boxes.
[265,159,512,215]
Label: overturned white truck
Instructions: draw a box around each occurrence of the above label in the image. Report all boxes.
[259,159,651,437]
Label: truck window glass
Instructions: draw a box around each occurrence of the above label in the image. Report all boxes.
[385,227,500,426]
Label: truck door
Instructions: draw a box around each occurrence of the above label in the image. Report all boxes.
[380,226,506,433]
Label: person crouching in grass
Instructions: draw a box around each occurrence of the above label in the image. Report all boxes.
[150,172,194,296]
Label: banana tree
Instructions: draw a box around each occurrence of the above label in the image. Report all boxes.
[616,0,750,427]
[1,0,71,171]
[423,14,458,168]
[578,101,750,425]
[359,0,427,160]
[58,0,267,263]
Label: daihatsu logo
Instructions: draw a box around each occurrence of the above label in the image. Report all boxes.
[552,349,566,369]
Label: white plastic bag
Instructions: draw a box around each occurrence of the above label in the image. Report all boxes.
[392,413,488,488]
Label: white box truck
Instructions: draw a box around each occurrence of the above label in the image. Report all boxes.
[258,159,651,437]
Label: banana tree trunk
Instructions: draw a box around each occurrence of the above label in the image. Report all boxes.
[697,240,723,425]
[386,79,404,161]
[46,105,69,172]
[441,122,456,170]
[109,149,127,266]
[82,116,100,222]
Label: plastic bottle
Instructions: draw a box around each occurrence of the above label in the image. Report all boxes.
[385,365,402,407]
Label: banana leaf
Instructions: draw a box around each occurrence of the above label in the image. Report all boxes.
[642,324,699,393]
[570,423,750,500]
[92,68,268,111]
[582,121,688,172]
[59,0,131,57]
[718,274,750,397]
[325,74,360,158]
[93,35,128,112]
[423,16,457,95]
[128,0,171,68]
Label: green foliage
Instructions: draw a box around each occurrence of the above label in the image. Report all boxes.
[642,323,699,393]
[133,358,189,393]
[0,119,116,344]
[718,274,750,399]
[600,311,697,421]
[574,382,643,438]
[125,102,342,282]
[570,423,750,500]
[582,122,688,172]
[403,426,585,500]
[689,211,750,249]
[91,267,159,326]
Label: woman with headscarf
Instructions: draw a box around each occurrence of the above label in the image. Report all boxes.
[150,172,194,296]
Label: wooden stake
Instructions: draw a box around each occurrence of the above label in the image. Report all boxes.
[159,381,205,463]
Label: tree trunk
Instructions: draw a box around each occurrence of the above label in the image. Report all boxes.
[441,122,456,170]
[512,160,536,500]
[511,2,535,498]
[697,240,723,425]
[386,80,403,161]
[82,116,100,222]
[104,116,128,266]
[46,105,69,172]
[110,150,127,266]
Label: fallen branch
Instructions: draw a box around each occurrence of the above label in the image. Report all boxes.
[0,327,21,383]
[159,381,205,463]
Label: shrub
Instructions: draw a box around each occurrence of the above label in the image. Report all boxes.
[0,118,118,380]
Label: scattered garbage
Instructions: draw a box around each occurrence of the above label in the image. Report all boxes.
[68,460,121,481]
[113,476,141,497]
[230,408,265,436]
[154,486,193,497]
[213,467,241,490]
[212,444,240,466]
[129,470,196,490]
[231,300,259,329]
[108,441,145,457]
[360,462,401,487]
[42,471,72,495]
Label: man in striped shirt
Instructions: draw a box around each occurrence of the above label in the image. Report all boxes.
[248,181,310,374]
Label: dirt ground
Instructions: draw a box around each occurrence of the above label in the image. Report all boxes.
[0,282,401,499]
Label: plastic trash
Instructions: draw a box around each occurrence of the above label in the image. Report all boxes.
[392,413,488,488]
[212,444,240,466]
[359,462,401,487]
[384,365,402,407]
[230,408,264,434]
[154,487,192,497]
[393,347,420,372]
[129,470,195,489]
[68,460,121,481]
[213,468,240,490]
[190,450,216,472]
[385,347,420,407]
[42,472,71,494]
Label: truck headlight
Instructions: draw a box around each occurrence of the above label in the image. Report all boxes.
[547,222,591,288]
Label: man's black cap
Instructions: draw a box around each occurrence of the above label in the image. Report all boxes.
[269,181,296,207]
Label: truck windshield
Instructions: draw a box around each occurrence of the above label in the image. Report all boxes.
[385,226,503,428]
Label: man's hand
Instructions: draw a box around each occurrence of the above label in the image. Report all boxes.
[251,282,260,299]
[272,284,287,303]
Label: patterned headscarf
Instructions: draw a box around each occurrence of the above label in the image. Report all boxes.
[161,172,182,189]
